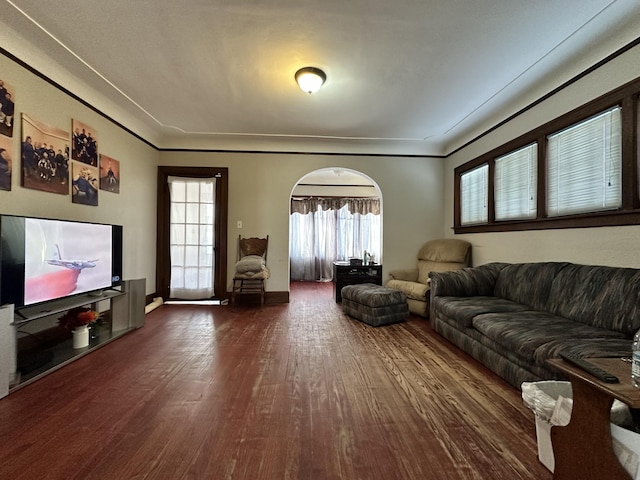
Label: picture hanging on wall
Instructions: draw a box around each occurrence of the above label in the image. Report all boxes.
[71,160,99,206]
[99,154,120,193]
[0,78,15,138]
[0,135,12,191]
[21,113,70,195]
[71,119,98,166]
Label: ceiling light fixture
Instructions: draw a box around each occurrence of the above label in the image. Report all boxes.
[295,67,326,94]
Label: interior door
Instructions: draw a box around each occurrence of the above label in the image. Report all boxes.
[156,166,228,300]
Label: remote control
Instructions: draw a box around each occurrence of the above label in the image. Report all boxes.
[558,351,619,383]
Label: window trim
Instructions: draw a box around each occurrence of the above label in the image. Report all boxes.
[454,76,640,234]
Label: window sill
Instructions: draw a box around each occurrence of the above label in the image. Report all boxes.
[454,209,640,234]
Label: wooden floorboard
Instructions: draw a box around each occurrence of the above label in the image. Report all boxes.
[0,281,552,479]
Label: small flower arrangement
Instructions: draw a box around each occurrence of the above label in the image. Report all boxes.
[58,307,102,332]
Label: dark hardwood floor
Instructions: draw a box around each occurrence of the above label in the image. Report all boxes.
[0,282,551,479]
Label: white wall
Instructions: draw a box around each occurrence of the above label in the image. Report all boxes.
[443,42,640,269]
[0,54,158,294]
[158,151,444,292]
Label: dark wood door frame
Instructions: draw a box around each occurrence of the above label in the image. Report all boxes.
[156,166,229,300]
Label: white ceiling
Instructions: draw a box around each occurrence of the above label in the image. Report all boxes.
[2,0,640,155]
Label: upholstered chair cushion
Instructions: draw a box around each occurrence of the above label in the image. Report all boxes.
[417,238,471,263]
[418,260,467,285]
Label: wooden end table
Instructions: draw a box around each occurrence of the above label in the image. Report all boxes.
[547,357,639,480]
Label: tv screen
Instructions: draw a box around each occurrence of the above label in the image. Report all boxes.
[0,215,123,308]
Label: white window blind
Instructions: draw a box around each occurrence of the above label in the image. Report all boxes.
[495,143,537,220]
[461,164,488,225]
[547,106,622,217]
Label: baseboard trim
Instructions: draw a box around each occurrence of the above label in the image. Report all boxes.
[223,290,289,305]
[148,291,290,305]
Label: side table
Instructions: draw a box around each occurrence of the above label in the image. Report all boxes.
[333,262,382,302]
[547,357,639,480]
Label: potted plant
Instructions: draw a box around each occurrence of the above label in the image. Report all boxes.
[58,307,102,348]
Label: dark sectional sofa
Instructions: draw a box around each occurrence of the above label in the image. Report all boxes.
[429,262,640,389]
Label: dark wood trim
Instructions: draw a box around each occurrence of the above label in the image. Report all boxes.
[537,135,548,220]
[487,161,496,224]
[456,210,640,234]
[620,95,639,209]
[225,290,290,305]
[156,167,228,301]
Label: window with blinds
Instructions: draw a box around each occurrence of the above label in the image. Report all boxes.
[495,143,538,221]
[546,106,622,217]
[460,164,488,225]
[454,76,640,233]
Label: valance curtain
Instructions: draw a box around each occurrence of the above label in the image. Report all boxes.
[290,197,381,282]
[290,197,381,216]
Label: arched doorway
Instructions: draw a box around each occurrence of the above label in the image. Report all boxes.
[289,168,383,284]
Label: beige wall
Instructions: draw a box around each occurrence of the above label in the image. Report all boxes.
[443,43,640,269]
[1,48,445,299]
[0,54,158,294]
[158,151,444,292]
[5,28,639,299]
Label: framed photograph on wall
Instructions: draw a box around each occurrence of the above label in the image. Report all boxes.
[71,160,99,206]
[21,113,69,194]
[71,119,98,166]
[99,154,120,193]
[0,135,12,191]
[0,78,15,138]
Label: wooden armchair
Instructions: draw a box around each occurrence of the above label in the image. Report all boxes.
[231,235,270,306]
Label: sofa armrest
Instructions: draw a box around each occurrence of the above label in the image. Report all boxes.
[429,262,509,297]
[388,268,419,282]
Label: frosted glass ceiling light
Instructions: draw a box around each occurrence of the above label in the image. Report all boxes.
[295,67,326,94]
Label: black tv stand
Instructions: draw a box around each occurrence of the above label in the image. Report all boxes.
[333,261,383,302]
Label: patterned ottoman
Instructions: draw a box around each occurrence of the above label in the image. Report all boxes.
[341,283,409,326]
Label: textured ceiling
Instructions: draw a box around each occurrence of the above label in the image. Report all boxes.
[1,0,639,155]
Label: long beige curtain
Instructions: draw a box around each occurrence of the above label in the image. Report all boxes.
[290,197,381,282]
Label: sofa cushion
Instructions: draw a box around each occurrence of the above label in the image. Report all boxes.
[429,263,509,298]
[386,278,429,301]
[493,262,570,311]
[546,264,640,336]
[472,311,626,362]
[431,296,529,328]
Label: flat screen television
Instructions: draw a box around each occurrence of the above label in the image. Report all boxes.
[0,215,123,309]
